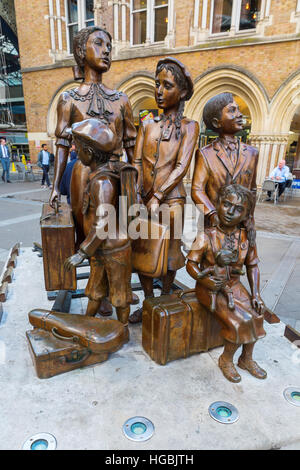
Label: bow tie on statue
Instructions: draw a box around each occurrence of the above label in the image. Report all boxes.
[221,138,239,165]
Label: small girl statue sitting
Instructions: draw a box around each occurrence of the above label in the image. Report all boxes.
[186,184,267,383]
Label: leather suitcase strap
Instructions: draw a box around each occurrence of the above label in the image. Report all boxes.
[41,311,53,331]
[177,291,195,358]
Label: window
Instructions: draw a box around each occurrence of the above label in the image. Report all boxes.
[154,0,169,42]
[131,0,169,45]
[132,0,147,45]
[211,0,261,35]
[65,0,95,53]
[85,0,95,27]
[238,0,261,31]
[211,0,233,34]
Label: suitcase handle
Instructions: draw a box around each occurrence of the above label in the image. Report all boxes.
[52,327,79,344]
[177,289,196,299]
[40,201,62,222]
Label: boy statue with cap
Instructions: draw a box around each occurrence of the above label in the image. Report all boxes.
[129,57,199,323]
[191,93,258,246]
[64,118,137,325]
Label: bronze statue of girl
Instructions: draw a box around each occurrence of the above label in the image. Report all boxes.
[187,184,267,383]
[129,57,199,323]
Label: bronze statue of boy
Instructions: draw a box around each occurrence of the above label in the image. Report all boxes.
[64,118,137,325]
[192,92,258,245]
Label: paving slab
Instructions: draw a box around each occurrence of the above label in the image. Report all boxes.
[0,246,299,450]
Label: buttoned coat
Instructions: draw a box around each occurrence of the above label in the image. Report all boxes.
[133,117,199,203]
[191,138,258,220]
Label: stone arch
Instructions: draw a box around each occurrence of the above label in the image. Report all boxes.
[117,72,156,115]
[47,80,78,138]
[185,65,269,135]
[269,69,300,135]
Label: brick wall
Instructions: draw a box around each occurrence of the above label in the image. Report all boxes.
[14,0,300,162]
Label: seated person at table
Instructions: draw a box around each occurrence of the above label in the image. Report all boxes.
[266,160,290,201]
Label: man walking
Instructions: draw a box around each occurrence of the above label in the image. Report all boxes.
[0,137,11,183]
[38,144,52,188]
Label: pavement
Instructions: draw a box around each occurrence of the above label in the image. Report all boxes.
[0,177,300,450]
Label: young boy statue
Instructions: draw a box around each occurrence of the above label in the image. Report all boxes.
[186,184,267,384]
[191,93,258,245]
[129,57,199,323]
[64,118,137,325]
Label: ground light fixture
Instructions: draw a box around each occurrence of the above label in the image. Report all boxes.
[283,387,300,407]
[208,401,239,424]
[22,433,57,450]
[123,416,155,442]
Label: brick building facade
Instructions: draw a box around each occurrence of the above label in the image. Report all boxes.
[14,0,300,183]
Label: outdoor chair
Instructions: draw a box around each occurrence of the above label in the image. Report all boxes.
[257,179,279,204]
[283,175,295,201]
[15,162,39,182]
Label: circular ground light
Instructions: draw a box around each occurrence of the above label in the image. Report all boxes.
[123,417,154,442]
[22,433,57,450]
[209,401,239,424]
[283,387,300,407]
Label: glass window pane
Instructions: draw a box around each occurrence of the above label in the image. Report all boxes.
[69,24,78,53]
[67,0,78,24]
[85,0,94,20]
[132,11,147,44]
[86,19,94,26]
[211,0,233,34]
[133,0,147,11]
[155,0,168,6]
[239,0,261,30]
[154,6,168,42]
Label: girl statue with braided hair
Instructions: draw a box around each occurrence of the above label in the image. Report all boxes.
[129,57,199,323]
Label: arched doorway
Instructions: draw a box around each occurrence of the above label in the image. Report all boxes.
[270,71,300,180]
[117,73,158,129]
[132,96,159,129]
[286,106,300,171]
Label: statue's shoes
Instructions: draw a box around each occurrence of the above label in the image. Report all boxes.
[131,293,140,305]
[97,298,113,317]
[237,358,267,379]
[128,307,143,324]
[218,356,241,383]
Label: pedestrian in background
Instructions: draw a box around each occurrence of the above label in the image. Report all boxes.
[0,137,11,183]
[37,144,52,189]
[60,157,77,205]
[70,143,78,161]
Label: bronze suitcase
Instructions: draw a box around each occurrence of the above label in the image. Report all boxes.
[40,203,77,291]
[142,290,224,365]
[28,309,129,355]
[26,328,108,379]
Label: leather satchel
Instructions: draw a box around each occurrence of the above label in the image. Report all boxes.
[131,217,170,278]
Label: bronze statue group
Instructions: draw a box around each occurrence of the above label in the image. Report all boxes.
[31,26,273,384]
